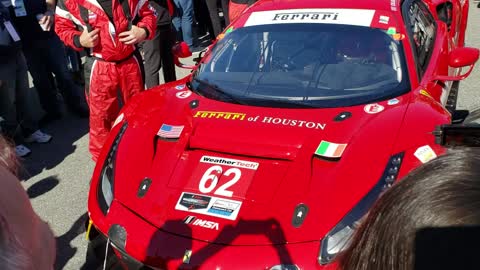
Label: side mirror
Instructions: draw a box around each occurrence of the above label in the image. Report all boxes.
[172,41,196,69]
[433,47,479,81]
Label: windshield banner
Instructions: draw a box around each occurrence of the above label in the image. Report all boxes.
[244,9,375,27]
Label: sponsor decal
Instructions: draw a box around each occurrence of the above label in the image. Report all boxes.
[315,140,347,158]
[419,89,432,98]
[183,216,220,230]
[392,33,405,40]
[200,156,259,170]
[175,84,185,90]
[387,27,397,35]
[244,9,375,27]
[194,111,247,120]
[175,192,243,220]
[157,124,184,139]
[261,117,326,130]
[193,111,327,130]
[179,193,211,210]
[364,103,384,114]
[225,26,234,34]
[176,90,192,99]
[387,98,400,105]
[208,199,240,217]
[390,0,398,11]
[379,15,389,24]
[112,113,124,128]
[414,145,437,164]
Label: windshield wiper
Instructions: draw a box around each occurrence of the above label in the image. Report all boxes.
[252,98,320,108]
[192,77,247,105]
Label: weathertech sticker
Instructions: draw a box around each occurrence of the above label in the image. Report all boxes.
[200,156,259,170]
[315,140,347,158]
[244,9,375,27]
[414,145,437,164]
[175,192,243,220]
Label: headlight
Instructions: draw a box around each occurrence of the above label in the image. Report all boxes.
[97,122,128,215]
[318,152,404,265]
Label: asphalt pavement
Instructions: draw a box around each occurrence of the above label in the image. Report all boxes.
[20,5,480,270]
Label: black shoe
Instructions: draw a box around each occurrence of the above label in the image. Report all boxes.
[39,112,63,127]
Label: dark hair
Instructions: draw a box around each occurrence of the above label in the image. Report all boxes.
[338,148,480,270]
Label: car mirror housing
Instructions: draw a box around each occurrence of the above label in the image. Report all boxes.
[449,47,479,68]
[433,47,479,81]
[172,41,196,69]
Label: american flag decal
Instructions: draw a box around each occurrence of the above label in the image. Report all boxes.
[157,124,184,139]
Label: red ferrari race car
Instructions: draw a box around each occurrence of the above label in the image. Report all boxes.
[85,0,479,269]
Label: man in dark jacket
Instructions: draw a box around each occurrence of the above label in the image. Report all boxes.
[141,0,176,87]
[0,1,52,157]
[8,0,89,122]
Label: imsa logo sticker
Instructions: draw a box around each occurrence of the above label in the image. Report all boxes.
[183,216,220,230]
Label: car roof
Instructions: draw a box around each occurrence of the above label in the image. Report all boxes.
[247,0,403,14]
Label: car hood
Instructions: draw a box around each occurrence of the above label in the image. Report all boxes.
[114,86,410,245]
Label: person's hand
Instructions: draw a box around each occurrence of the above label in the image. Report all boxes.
[79,28,100,48]
[118,25,147,45]
[39,10,54,31]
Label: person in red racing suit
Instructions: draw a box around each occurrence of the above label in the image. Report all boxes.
[55,0,156,161]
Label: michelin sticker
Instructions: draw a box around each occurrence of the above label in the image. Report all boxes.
[414,145,437,164]
[175,192,243,220]
[244,9,375,27]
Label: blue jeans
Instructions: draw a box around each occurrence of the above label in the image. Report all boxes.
[172,0,194,47]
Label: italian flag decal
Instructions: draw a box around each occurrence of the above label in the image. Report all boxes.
[315,141,347,158]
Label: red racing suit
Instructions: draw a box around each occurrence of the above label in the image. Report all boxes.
[55,0,156,161]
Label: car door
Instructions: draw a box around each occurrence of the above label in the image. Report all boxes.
[403,0,452,106]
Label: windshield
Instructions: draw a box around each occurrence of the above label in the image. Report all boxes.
[192,23,410,108]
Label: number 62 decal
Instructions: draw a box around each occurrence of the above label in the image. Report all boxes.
[199,165,241,197]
